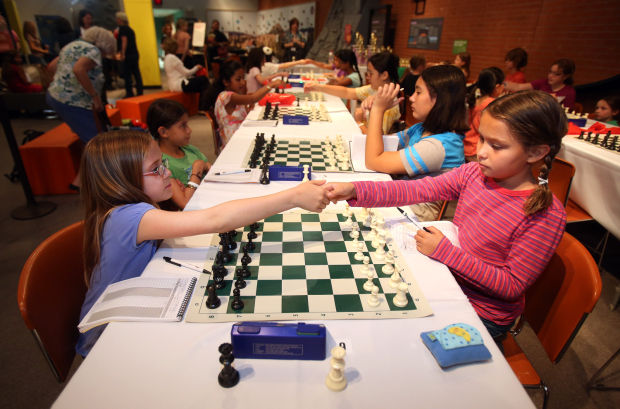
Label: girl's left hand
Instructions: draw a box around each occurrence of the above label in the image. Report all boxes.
[414,226,444,255]
[373,83,402,111]
[361,94,375,112]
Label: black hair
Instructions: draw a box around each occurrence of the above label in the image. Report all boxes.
[456,52,471,78]
[420,64,469,135]
[78,9,92,27]
[146,99,188,140]
[552,58,576,86]
[289,18,299,30]
[368,51,399,83]
[246,47,265,72]
[409,55,426,71]
[466,66,505,108]
[600,95,620,121]
[204,60,244,111]
[505,48,528,70]
[335,49,361,85]
[485,91,567,215]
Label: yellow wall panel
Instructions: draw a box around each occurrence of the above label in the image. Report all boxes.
[123,0,160,87]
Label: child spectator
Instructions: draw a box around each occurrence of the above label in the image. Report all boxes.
[464,67,505,162]
[400,55,426,100]
[593,96,619,125]
[361,65,468,220]
[505,58,576,110]
[504,47,527,84]
[454,52,471,81]
[324,90,567,343]
[76,130,330,356]
[146,99,211,209]
[23,21,50,65]
[305,51,401,134]
[245,47,289,94]
[211,60,282,146]
[162,38,209,110]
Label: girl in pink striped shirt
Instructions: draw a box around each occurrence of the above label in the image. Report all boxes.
[325,90,568,341]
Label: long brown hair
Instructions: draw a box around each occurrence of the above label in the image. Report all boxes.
[80,131,157,285]
[485,91,567,215]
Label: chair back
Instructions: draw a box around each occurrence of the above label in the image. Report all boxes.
[205,110,222,156]
[522,232,602,363]
[17,221,87,382]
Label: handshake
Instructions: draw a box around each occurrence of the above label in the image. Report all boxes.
[290,180,357,213]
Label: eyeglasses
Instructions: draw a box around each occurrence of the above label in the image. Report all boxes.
[143,163,167,177]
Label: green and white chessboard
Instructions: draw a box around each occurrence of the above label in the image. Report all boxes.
[243,138,353,172]
[185,210,432,323]
[258,105,331,122]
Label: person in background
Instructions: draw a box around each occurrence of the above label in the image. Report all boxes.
[464,67,505,162]
[593,96,620,125]
[146,99,211,209]
[245,47,289,94]
[1,51,43,93]
[46,26,116,189]
[162,38,209,110]
[259,46,308,76]
[116,11,143,98]
[324,90,567,344]
[504,47,527,84]
[54,17,76,51]
[23,21,50,65]
[324,49,362,88]
[76,129,329,356]
[504,58,576,110]
[174,18,191,68]
[75,10,93,39]
[454,52,470,81]
[400,55,426,101]
[360,65,468,221]
[206,19,228,65]
[281,17,306,62]
[0,15,20,60]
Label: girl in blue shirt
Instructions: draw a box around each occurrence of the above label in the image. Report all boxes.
[77,130,330,356]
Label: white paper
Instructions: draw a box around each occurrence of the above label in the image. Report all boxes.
[191,22,206,47]
[350,133,400,172]
[203,168,261,184]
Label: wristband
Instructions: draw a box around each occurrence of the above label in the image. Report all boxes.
[187,181,200,189]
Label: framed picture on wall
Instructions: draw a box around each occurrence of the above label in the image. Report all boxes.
[407,18,443,50]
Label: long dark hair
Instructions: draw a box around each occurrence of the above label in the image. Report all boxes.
[553,58,575,86]
[467,67,505,109]
[335,49,361,85]
[204,60,244,111]
[368,52,399,83]
[420,65,469,134]
[246,47,265,72]
[485,91,567,215]
[505,48,528,70]
[146,99,188,140]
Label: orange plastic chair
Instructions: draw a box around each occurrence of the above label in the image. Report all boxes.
[547,157,576,207]
[502,232,602,409]
[205,111,222,157]
[17,221,87,382]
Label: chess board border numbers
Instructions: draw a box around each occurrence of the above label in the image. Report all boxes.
[243,137,354,173]
[185,210,433,323]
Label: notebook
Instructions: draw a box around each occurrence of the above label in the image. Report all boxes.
[78,276,197,333]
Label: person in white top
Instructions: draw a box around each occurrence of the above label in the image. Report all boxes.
[162,38,209,110]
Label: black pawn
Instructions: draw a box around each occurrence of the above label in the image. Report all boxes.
[235,271,246,289]
[246,235,256,251]
[247,229,257,240]
[250,222,260,230]
[241,246,252,265]
[218,343,240,388]
[259,166,270,185]
[231,288,244,310]
[213,271,225,289]
[205,284,221,309]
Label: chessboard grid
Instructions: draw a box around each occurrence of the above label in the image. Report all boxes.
[186,210,432,323]
[257,106,331,122]
[243,139,354,172]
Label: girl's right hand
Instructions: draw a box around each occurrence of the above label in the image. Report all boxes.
[292,180,330,213]
[361,94,375,112]
[373,83,402,111]
[323,182,357,204]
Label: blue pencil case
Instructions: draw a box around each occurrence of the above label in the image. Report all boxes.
[420,323,492,368]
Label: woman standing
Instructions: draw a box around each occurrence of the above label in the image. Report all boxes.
[281,18,306,62]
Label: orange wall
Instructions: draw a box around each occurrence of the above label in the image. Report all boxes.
[258,0,333,39]
[380,0,620,85]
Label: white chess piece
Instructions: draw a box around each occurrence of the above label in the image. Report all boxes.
[363,266,374,292]
[367,285,380,307]
[325,346,347,391]
[390,268,401,288]
[393,282,409,307]
[354,247,364,261]
[382,251,395,275]
[302,164,309,182]
[349,225,360,240]
[375,238,386,261]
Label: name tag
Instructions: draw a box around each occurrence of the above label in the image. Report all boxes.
[283,115,309,125]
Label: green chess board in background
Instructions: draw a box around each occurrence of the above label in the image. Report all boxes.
[185,211,432,323]
[243,138,353,172]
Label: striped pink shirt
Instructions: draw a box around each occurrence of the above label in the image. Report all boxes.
[350,162,567,325]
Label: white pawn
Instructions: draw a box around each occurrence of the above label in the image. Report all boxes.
[367,285,380,307]
[354,246,364,261]
[325,346,347,391]
[357,240,365,252]
[382,251,395,275]
[390,268,401,288]
[393,282,409,307]
[302,164,309,182]
[349,225,360,240]
[375,238,386,261]
[363,271,374,292]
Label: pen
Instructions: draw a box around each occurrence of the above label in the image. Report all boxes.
[163,256,211,275]
[214,169,251,176]
[396,207,431,232]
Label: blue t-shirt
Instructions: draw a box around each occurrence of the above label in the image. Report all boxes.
[76,203,158,356]
[396,123,464,177]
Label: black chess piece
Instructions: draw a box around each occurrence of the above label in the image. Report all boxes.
[205,283,221,309]
[259,163,270,185]
[250,222,260,230]
[235,269,247,289]
[231,288,244,310]
[213,270,225,289]
[247,229,257,240]
[218,343,240,388]
[240,245,252,265]
[578,131,585,140]
[593,133,600,145]
[246,235,256,251]
[226,231,237,250]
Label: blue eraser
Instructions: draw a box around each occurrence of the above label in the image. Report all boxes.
[231,322,327,360]
[269,165,311,181]
[283,115,309,125]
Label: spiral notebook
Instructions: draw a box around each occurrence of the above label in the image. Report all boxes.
[78,276,197,333]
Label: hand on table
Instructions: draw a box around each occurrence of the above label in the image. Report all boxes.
[323,182,357,204]
[414,226,444,255]
[292,180,330,213]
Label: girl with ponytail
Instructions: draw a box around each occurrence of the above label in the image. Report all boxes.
[323,90,567,343]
